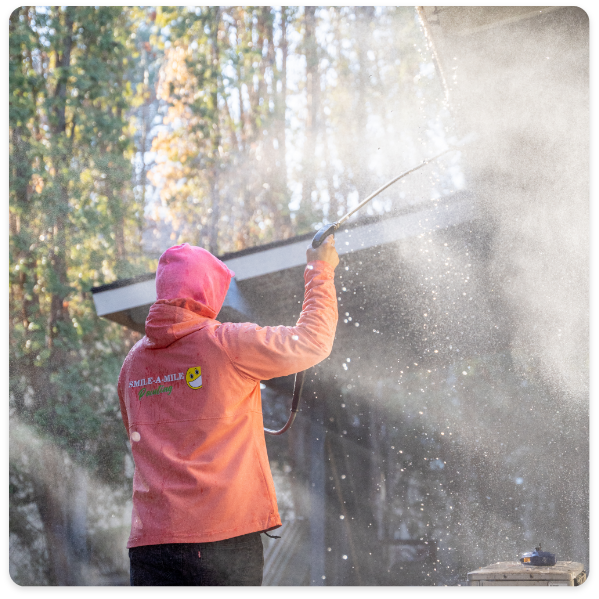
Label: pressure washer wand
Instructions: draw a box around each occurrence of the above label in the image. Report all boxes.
[312,147,455,248]
[265,146,459,435]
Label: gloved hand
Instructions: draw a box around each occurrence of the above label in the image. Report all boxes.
[306,234,339,270]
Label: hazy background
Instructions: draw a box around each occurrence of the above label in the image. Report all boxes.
[9,6,588,585]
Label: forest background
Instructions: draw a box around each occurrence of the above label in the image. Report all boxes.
[9,5,462,584]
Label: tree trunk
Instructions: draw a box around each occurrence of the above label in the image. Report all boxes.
[272,7,292,237]
[43,9,82,583]
[48,7,74,343]
[33,453,70,585]
[351,7,374,201]
[138,49,150,239]
[322,112,338,222]
[298,6,319,232]
[207,8,222,254]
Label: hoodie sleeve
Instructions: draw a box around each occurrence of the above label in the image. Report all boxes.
[217,261,338,381]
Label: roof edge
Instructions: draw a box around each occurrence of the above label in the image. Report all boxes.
[91,190,472,294]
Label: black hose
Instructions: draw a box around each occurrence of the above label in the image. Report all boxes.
[264,370,305,435]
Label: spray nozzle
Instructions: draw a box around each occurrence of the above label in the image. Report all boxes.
[312,223,339,249]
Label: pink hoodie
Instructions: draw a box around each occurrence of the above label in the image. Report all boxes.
[118,243,337,547]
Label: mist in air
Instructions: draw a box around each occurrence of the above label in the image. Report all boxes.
[9,6,588,585]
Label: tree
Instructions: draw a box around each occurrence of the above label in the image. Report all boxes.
[9,6,148,584]
[149,7,297,254]
[296,6,323,233]
[149,7,454,249]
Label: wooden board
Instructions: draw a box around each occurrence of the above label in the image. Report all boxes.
[467,561,586,586]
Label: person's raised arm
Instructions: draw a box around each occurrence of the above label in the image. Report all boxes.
[217,235,339,381]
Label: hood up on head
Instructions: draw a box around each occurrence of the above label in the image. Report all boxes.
[145,243,235,348]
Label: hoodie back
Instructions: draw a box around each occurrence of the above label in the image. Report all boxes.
[118,243,337,547]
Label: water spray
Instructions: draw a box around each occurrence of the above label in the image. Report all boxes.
[265,145,464,435]
[311,147,457,248]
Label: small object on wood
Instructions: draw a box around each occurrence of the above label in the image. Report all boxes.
[519,544,556,567]
[467,561,586,586]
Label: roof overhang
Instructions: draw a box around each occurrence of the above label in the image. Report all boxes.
[91,193,476,334]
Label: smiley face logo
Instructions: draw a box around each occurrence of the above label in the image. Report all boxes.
[186,366,202,389]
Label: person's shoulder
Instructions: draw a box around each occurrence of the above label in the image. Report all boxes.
[122,336,149,363]
[215,321,259,331]
[214,321,265,339]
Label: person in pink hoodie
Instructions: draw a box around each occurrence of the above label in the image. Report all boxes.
[118,236,339,585]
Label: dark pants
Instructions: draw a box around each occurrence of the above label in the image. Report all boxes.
[129,532,264,586]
